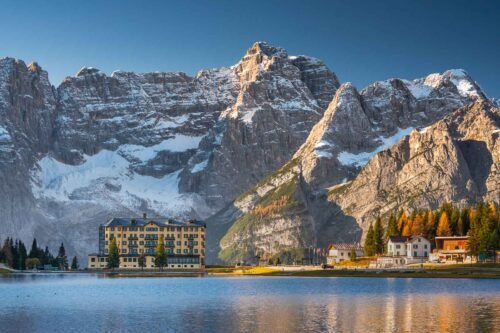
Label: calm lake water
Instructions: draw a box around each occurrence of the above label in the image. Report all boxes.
[0,274,499,333]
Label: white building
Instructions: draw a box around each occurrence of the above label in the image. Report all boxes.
[326,243,364,264]
[387,235,430,258]
[377,236,431,268]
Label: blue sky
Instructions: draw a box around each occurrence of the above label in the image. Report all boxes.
[0,0,498,97]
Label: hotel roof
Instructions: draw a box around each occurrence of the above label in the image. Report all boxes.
[328,243,363,250]
[103,217,205,228]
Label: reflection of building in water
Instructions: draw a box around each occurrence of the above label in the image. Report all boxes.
[221,288,497,333]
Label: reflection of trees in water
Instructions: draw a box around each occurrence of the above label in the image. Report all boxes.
[224,294,498,332]
[471,298,495,333]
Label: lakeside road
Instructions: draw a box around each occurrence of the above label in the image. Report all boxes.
[206,264,500,279]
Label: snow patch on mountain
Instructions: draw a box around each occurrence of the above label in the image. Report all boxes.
[338,127,413,167]
[191,159,209,173]
[0,126,10,142]
[404,69,480,100]
[31,149,206,217]
[118,134,205,162]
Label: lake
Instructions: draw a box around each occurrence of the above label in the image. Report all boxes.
[0,274,499,333]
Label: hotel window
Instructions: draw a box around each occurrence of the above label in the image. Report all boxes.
[91,258,95,262]
[424,244,428,249]
[122,249,126,253]
[176,249,181,254]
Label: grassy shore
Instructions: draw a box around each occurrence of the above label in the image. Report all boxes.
[207,263,500,279]
[0,268,11,274]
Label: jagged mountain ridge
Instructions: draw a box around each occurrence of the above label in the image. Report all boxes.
[215,71,492,263]
[0,42,339,259]
[0,42,495,263]
[329,100,499,230]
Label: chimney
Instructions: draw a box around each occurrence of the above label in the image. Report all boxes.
[143,213,147,219]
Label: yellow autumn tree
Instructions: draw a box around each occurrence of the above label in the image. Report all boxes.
[436,211,452,236]
[411,214,425,235]
[402,218,413,236]
[425,210,435,234]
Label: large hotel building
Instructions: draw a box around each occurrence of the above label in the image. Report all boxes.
[87,215,206,270]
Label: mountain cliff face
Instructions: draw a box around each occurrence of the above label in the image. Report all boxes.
[0,42,496,264]
[0,42,339,259]
[179,43,339,207]
[215,70,491,263]
[328,100,499,237]
[0,58,56,241]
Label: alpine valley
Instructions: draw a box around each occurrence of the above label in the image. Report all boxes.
[0,42,498,263]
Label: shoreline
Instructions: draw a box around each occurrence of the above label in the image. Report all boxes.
[207,264,500,279]
[2,264,499,279]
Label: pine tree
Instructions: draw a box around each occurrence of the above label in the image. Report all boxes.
[29,238,39,258]
[1,238,13,268]
[373,217,384,254]
[450,208,460,235]
[276,257,281,265]
[138,253,146,271]
[437,212,452,236]
[459,208,470,236]
[349,248,357,261]
[385,214,398,239]
[57,243,68,270]
[467,210,482,259]
[155,240,167,271]
[107,238,120,270]
[71,256,79,270]
[18,241,27,270]
[364,224,375,256]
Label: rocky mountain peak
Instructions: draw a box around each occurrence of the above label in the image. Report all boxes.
[27,62,43,74]
[245,41,288,58]
[75,67,101,77]
[329,100,499,238]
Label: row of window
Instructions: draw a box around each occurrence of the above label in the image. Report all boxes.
[108,226,201,232]
[107,233,202,240]
[105,240,203,247]
[105,248,203,255]
[390,244,428,250]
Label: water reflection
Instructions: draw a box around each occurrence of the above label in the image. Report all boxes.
[0,275,498,333]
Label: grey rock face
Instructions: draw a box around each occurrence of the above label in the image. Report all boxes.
[215,70,488,263]
[0,42,339,262]
[329,101,499,238]
[0,58,56,241]
[179,42,339,208]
